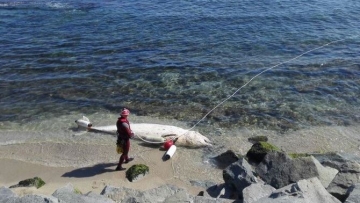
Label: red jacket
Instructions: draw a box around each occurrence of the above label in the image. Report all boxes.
[116,117,133,139]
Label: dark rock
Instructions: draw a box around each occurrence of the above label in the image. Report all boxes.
[9,177,46,189]
[223,158,257,199]
[255,151,319,189]
[205,183,235,199]
[326,161,360,202]
[212,150,240,169]
[246,142,280,164]
[205,184,224,198]
[197,191,204,196]
[126,164,149,182]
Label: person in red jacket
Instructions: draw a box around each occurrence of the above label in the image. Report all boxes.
[115,108,134,171]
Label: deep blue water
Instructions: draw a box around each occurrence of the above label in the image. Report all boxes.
[1,0,360,133]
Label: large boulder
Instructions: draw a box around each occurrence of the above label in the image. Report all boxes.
[312,152,360,202]
[246,142,280,164]
[310,156,338,188]
[254,177,341,203]
[223,158,258,199]
[326,161,360,202]
[1,187,59,203]
[53,183,114,203]
[255,151,319,189]
[313,152,360,168]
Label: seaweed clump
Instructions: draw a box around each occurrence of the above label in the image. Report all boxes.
[9,177,46,189]
[126,164,149,182]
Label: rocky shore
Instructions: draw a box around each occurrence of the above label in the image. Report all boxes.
[2,137,360,203]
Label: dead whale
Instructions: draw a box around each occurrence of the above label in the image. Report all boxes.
[75,116,212,148]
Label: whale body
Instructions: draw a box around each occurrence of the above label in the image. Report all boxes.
[75,116,212,148]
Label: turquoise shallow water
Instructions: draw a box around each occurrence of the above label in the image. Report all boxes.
[0,0,360,162]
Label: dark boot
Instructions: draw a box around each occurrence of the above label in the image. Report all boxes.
[115,166,126,171]
[124,158,134,164]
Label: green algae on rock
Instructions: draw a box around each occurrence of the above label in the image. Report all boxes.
[246,141,280,164]
[9,177,46,189]
[126,164,149,182]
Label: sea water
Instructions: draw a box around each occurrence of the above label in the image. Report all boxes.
[0,0,360,170]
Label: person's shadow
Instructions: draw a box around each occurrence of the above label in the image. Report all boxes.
[62,163,117,178]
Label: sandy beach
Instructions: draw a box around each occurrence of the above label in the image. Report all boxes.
[2,124,360,198]
[0,141,222,197]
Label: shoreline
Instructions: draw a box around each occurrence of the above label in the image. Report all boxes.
[2,124,360,198]
[0,148,214,197]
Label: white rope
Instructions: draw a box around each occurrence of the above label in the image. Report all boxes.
[176,36,357,139]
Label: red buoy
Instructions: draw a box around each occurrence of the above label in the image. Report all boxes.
[163,140,173,150]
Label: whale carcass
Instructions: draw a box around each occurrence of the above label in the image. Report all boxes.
[75,116,212,148]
